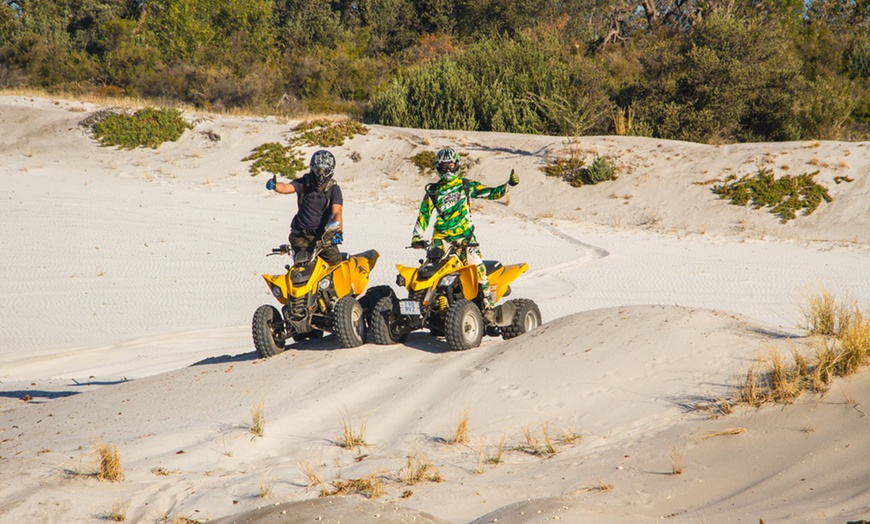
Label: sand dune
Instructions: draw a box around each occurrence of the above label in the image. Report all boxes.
[1,95,868,523]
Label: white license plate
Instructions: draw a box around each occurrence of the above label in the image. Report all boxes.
[399,300,421,316]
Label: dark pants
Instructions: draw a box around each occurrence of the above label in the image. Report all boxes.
[289,232,341,266]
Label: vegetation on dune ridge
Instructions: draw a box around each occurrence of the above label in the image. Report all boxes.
[1,0,868,143]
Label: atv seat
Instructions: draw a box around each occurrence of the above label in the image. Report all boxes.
[483,260,503,275]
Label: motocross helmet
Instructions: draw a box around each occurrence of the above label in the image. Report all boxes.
[435,147,461,182]
[309,149,335,189]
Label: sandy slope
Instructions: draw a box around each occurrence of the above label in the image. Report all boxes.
[0,95,869,523]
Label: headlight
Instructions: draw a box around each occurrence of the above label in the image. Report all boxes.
[396,275,406,287]
[318,276,332,291]
[438,274,458,288]
[271,285,283,298]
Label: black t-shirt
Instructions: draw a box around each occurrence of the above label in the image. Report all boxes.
[289,172,343,232]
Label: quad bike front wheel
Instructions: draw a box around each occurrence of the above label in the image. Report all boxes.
[333,295,366,348]
[252,304,287,358]
[370,296,409,345]
[444,299,483,351]
[501,298,542,340]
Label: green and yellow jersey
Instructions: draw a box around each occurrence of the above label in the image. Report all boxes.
[412,177,511,242]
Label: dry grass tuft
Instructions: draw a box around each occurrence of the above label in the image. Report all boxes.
[109,500,129,521]
[299,460,323,487]
[670,447,683,475]
[321,472,385,499]
[258,478,273,498]
[448,408,470,445]
[97,443,125,482]
[250,399,265,437]
[401,454,444,485]
[699,427,748,439]
[337,410,367,449]
[574,480,614,494]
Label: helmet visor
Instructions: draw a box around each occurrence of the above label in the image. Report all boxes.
[436,161,457,174]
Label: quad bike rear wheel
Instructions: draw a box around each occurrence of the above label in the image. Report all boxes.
[444,299,483,351]
[333,295,366,348]
[500,298,542,340]
[252,304,287,358]
[371,296,409,345]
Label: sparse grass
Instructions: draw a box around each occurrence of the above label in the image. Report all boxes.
[699,427,748,439]
[400,454,443,485]
[486,435,506,465]
[448,408,470,445]
[670,447,683,475]
[97,443,125,482]
[337,411,367,449]
[734,288,870,408]
[258,478,273,498]
[109,500,129,522]
[574,480,614,493]
[321,472,385,498]
[300,460,323,487]
[250,399,265,437]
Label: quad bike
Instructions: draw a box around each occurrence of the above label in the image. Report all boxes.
[252,221,391,358]
[370,239,542,352]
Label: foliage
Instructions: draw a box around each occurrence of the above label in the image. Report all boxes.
[92,107,192,149]
[290,119,369,147]
[544,152,616,187]
[410,150,437,175]
[712,169,833,223]
[584,155,617,185]
[370,34,612,135]
[243,142,305,178]
[2,0,868,142]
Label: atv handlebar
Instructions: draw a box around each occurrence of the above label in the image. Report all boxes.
[268,244,292,256]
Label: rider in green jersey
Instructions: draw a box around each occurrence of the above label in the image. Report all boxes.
[411,147,520,325]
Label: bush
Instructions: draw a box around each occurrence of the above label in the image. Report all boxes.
[243,143,305,178]
[712,168,833,223]
[92,107,192,149]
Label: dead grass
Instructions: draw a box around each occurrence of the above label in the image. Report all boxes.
[735,288,870,408]
[670,447,683,475]
[300,460,323,487]
[337,410,367,449]
[574,480,614,493]
[699,427,748,439]
[401,454,443,485]
[109,500,128,521]
[250,398,265,437]
[321,472,385,499]
[97,443,125,482]
[448,408,470,445]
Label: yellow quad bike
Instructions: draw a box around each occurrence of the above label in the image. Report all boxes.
[370,239,542,351]
[252,222,391,358]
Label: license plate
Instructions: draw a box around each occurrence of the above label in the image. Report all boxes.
[399,300,421,316]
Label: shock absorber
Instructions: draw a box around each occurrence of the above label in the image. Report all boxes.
[436,295,449,316]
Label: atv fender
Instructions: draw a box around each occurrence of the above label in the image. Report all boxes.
[488,263,528,302]
[332,249,380,297]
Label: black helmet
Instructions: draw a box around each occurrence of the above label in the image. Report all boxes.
[310,150,335,188]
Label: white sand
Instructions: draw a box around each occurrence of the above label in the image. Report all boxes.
[1,95,869,523]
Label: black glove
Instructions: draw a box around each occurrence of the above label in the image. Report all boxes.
[508,169,519,186]
[411,237,426,249]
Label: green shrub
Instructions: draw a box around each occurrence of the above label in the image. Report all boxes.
[290,119,368,147]
[543,156,585,184]
[584,155,617,185]
[243,142,305,178]
[712,168,833,223]
[410,150,437,175]
[92,107,192,149]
